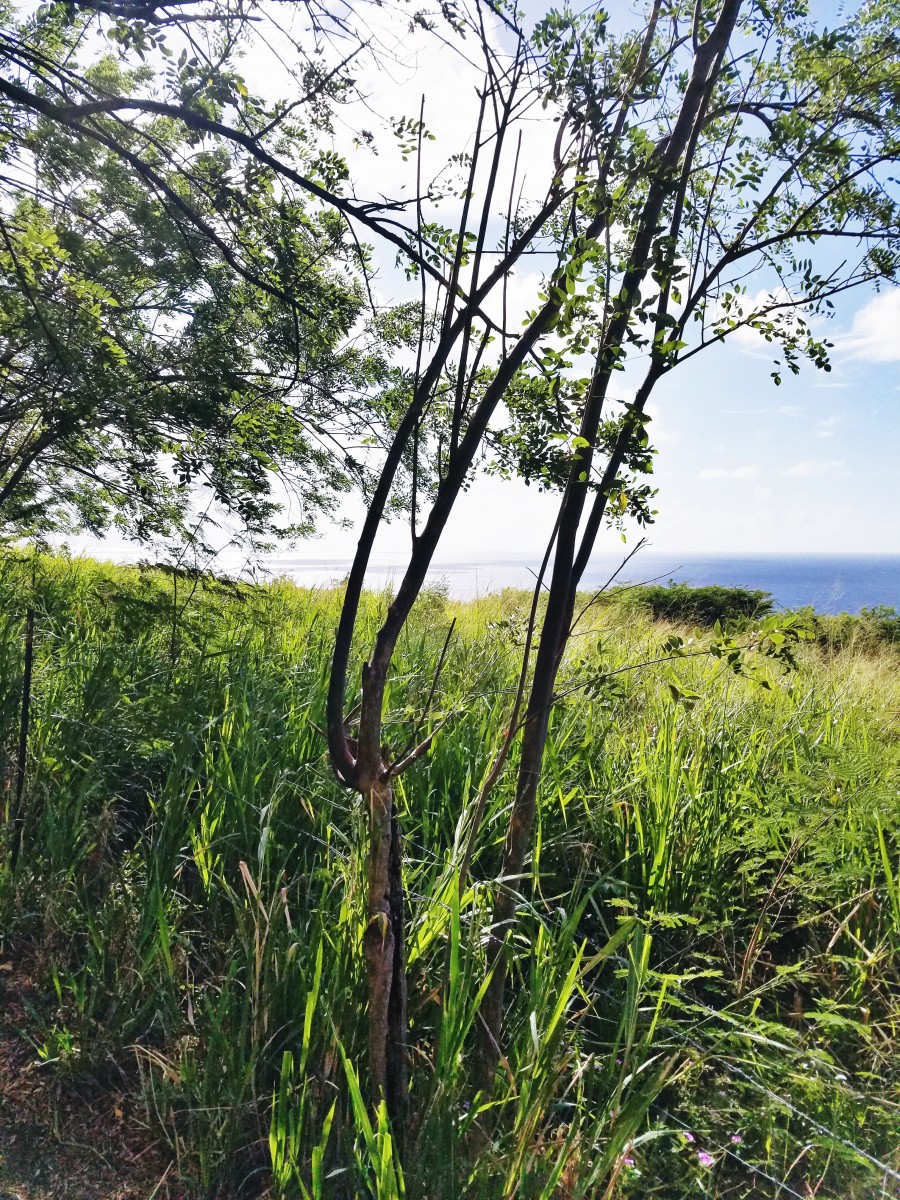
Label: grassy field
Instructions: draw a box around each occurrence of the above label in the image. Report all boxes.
[0,553,898,1199]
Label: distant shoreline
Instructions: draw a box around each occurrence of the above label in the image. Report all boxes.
[265,551,900,615]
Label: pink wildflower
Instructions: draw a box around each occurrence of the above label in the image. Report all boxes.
[697,1150,714,1168]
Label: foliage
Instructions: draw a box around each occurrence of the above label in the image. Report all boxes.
[861,604,900,645]
[1,555,899,1198]
[4,0,898,546]
[789,604,900,653]
[611,582,775,628]
[0,33,391,545]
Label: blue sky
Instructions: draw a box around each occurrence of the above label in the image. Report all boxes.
[621,288,900,555]
[307,293,899,562]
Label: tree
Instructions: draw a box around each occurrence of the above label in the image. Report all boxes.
[321,0,900,1109]
[0,27,385,547]
[2,0,899,1137]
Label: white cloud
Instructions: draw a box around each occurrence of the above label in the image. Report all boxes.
[780,459,845,477]
[839,288,900,362]
[720,404,803,416]
[697,464,761,480]
[644,402,680,445]
[815,416,839,439]
[712,287,811,359]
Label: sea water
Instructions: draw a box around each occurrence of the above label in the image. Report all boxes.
[270,552,900,614]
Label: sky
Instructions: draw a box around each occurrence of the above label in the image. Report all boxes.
[269,0,900,565]
[70,0,900,572]
[268,286,900,564]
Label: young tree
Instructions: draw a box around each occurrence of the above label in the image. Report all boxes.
[324,0,900,1108]
[312,0,900,1109]
[3,0,899,1133]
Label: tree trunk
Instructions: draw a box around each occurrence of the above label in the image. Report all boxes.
[475,0,744,1091]
[476,591,572,1090]
[362,774,407,1129]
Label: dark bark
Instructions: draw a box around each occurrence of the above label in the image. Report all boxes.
[362,774,407,1123]
[346,305,555,1110]
[0,429,56,511]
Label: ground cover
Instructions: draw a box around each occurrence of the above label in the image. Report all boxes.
[0,553,898,1198]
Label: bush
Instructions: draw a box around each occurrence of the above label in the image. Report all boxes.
[862,604,900,644]
[804,605,900,653]
[616,581,774,627]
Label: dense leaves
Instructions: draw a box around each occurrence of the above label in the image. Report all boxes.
[619,582,775,627]
[0,23,390,544]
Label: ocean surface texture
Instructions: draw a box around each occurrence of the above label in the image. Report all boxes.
[270,553,900,615]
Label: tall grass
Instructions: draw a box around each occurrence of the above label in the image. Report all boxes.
[1,553,898,1197]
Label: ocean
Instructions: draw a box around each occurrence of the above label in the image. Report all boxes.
[268,552,900,615]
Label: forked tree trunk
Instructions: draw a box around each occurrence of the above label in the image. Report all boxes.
[324,0,742,1114]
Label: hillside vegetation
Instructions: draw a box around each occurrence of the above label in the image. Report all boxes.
[1,554,898,1198]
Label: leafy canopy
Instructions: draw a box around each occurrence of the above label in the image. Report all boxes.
[0,28,394,546]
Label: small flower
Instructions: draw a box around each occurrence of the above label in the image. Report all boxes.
[730,1134,743,1145]
[623,1156,634,1168]
[682,1131,695,1144]
[697,1150,714,1168]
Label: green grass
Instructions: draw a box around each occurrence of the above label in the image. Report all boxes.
[1,552,898,1198]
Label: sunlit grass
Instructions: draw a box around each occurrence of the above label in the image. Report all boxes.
[1,552,898,1198]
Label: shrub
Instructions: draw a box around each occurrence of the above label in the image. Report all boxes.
[861,604,900,644]
[616,581,774,627]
